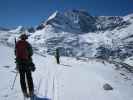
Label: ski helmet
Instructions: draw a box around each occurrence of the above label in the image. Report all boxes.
[20,34,28,40]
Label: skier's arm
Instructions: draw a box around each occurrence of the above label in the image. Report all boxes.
[14,44,18,56]
[27,43,33,56]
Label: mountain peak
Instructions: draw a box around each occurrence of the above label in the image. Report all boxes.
[39,9,96,33]
[47,11,60,21]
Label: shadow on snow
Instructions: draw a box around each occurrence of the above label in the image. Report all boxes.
[31,95,51,100]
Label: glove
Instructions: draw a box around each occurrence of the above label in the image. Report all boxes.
[31,66,36,72]
[29,63,36,72]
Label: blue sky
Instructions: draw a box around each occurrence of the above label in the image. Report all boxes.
[0,0,133,28]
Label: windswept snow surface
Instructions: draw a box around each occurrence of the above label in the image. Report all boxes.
[0,44,133,100]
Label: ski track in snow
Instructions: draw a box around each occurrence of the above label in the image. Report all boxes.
[0,44,133,100]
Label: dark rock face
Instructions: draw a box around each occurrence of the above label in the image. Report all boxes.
[95,16,131,31]
[28,27,35,33]
[36,24,45,30]
[103,83,113,90]
[96,46,112,60]
[95,43,133,61]
[65,10,97,33]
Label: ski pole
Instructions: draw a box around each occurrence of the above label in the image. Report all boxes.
[11,37,18,90]
[11,72,18,90]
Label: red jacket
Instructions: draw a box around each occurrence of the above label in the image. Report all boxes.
[15,40,29,60]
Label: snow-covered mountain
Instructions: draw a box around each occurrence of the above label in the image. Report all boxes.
[37,10,131,33]
[0,10,133,61]
[28,10,133,60]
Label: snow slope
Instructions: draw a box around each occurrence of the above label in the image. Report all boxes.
[0,44,133,100]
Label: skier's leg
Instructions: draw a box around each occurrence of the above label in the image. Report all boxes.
[19,66,28,97]
[26,70,34,96]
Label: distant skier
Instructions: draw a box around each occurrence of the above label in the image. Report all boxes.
[15,34,35,97]
[55,48,60,64]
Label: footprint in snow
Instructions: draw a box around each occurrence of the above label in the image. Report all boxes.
[3,65,10,69]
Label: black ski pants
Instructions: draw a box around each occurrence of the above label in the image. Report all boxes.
[18,64,34,94]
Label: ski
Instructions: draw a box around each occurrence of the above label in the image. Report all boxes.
[23,95,33,100]
[23,96,26,100]
[30,94,35,100]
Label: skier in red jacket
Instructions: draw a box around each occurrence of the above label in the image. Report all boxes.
[15,34,35,97]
